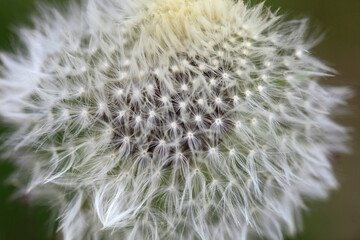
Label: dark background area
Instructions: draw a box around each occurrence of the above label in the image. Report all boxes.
[0,0,359,239]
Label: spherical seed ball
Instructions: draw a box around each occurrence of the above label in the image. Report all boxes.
[0,0,350,239]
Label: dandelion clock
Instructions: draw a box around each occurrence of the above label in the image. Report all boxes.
[0,0,350,239]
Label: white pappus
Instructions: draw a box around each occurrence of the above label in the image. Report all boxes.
[0,0,351,239]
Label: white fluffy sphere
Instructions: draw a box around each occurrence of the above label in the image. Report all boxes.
[0,0,350,239]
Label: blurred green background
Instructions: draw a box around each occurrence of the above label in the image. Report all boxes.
[0,0,359,239]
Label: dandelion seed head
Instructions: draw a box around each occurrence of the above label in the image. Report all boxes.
[0,0,350,239]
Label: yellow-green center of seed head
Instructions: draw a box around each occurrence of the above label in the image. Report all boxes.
[139,0,235,53]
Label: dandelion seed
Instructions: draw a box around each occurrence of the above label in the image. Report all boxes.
[123,59,130,67]
[118,110,126,117]
[264,61,271,67]
[62,109,70,117]
[236,69,243,76]
[233,95,240,104]
[170,122,177,129]
[199,64,206,71]
[215,118,222,126]
[147,84,154,91]
[181,84,188,91]
[222,72,229,79]
[161,96,169,104]
[171,65,179,72]
[285,75,294,82]
[197,98,204,106]
[148,110,156,118]
[98,103,105,111]
[229,148,236,155]
[116,88,124,96]
[245,41,252,47]
[81,110,88,117]
[139,70,146,78]
[102,62,110,70]
[212,59,219,66]
[209,78,216,86]
[179,101,187,110]
[296,49,304,58]
[135,115,142,123]
[207,147,219,160]
[194,115,202,122]
[215,97,222,104]
[48,112,54,120]
[154,68,160,76]
[181,59,189,66]
[261,74,268,81]
[119,71,128,80]
[78,87,85,95]
[106,128,113,135]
